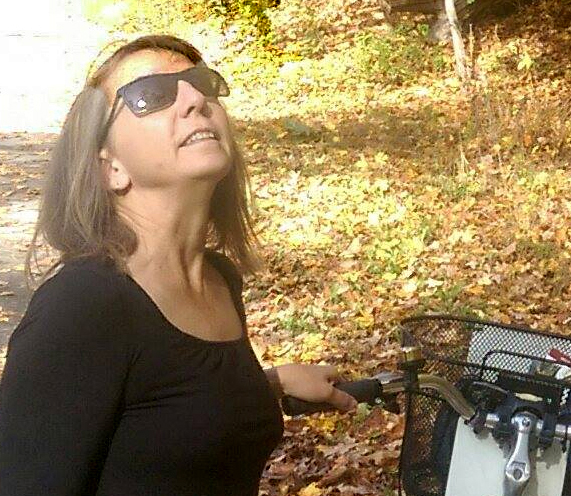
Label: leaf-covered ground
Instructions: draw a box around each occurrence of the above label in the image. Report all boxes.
[2,0,571,494]
[234,1,571,493]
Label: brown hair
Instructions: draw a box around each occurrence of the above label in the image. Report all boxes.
[26,34,261,286]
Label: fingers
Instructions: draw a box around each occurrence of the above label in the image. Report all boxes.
[276,363,357,412]
[320,366,357,411]
[327,385,358,412]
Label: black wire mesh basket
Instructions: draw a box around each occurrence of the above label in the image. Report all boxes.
[398,314,571,496]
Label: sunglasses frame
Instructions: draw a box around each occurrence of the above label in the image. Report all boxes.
[98,63,229,147]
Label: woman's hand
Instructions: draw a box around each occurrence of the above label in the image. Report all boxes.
[272,363,358,412]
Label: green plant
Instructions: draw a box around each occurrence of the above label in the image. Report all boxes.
[516,239,557,260]
[461,89,571,167]
[353,24,450,84]
[278,309,320,336]
[206,0,279,46]
[353,402,372,424]
[328,283,347,304]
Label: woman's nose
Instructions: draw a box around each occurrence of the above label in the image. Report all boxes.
[175,79,207,117]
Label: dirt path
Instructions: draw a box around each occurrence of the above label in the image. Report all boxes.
[0,133,57,365]
[0,4,108,365]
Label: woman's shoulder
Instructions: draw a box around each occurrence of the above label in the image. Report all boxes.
[10,256,133,346]
[33,255,128,309]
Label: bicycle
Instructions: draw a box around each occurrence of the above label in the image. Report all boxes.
[282,314,571,496]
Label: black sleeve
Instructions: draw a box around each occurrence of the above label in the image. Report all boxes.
[0,265,133,496]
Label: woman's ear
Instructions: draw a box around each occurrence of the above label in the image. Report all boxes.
[99,148,132,193]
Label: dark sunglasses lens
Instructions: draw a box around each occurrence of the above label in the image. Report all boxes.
[184,68,230,97]
[122,67,229,116]
[123,76,177,115]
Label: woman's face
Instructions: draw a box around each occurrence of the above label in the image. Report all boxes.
[101,49,233,191]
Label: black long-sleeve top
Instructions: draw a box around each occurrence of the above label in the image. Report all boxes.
[0,252,284,496]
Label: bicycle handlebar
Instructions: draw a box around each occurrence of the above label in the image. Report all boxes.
[281,372,476,419]
[280,344,571,496]
[281,379,385,416]
[281,372,569,444]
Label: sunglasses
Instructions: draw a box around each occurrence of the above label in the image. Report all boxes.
[99,64,229,145]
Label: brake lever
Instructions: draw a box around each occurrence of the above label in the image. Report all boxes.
[369,371,407,414]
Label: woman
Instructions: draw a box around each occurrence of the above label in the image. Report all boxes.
[0,35,356,496]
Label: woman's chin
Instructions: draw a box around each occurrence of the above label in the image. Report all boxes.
[179,154,232,181]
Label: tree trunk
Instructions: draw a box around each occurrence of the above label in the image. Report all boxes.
[379,0,394,25]
[388,0,526,21]
[444,0,468,80]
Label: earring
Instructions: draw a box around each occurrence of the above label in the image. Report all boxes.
[113,180,131,196]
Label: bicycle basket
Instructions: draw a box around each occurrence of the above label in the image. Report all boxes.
[398,314,571,496]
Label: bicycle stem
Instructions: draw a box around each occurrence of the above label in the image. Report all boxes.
[501,412,535,496]
[393,372,569,496]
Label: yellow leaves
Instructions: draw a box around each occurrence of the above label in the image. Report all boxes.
[306,415,338,435]
[382,272,398,282]
[298,482,321,496]
[374,151,388,165]
[477,275,493,286]
[444,77,461,90]
[375,178,390,193]
[533,171,550,188]
[421,185,440,203]
[354,154,369,170]
[426,278,444,288]
[501,134,515,150]
[323,121,337,131]
[414,86,431,97]
[466,274,495,295]
[344,237,362,256]
[448,227,476,246]
[355,310,375,329]
[342,270,361,284]
[396,280,417,298]
[298,333,326,362]
[386,203,406,224]
[405,236,425,255]
[517,51,534,72]
[367,211,380,227]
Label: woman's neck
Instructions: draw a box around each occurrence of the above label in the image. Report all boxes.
[116,186,213,292]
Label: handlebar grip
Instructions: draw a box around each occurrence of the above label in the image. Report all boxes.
[281,379,383,416]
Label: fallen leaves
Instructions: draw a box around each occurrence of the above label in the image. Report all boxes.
[263,407,404,495]
[245,4,571,490]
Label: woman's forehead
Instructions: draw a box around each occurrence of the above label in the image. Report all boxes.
[105,49,194,95]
